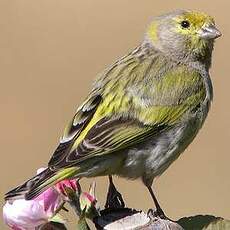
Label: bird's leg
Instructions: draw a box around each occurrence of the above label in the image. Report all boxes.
[105,176,125,209]
[146,185,168,220]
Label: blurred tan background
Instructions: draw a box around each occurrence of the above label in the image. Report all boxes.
[0,0,229,229]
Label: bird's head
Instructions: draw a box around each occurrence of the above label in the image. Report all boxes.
[146,10,221,66]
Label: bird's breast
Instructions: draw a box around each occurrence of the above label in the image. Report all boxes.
[117,110,207,181]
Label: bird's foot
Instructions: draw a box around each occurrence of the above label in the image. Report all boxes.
[147,208,173,221]
[105,182,125,209]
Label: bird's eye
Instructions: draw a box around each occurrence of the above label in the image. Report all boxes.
[181,20,190,29]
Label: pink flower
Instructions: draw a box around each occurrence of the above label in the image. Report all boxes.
[55,179,98,219]
[55,179,97,212]
[55,179,78,200]
[3,188,63,230]
[4,167,98,230]
[3,168,64,230]
[81,191,96,207]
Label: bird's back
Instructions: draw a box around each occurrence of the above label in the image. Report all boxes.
[48,43,209,170]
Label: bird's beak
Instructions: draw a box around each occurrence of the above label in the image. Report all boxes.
[198,24,222,40]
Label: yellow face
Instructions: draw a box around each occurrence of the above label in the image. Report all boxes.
[147,10,221,62]
[174,11,215,37]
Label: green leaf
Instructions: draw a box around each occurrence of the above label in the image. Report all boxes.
[177,215,230,230]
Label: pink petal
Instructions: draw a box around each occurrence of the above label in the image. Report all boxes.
[82,192,96,203]
[3,200,47,229]
[55,179,78,199]
[35,188,63,216]
[3,167,65,229]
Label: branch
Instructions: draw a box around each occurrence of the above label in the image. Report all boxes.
[93,209,230,230]
[94,208,183,229]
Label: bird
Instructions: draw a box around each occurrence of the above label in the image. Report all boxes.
[5,9,221,218]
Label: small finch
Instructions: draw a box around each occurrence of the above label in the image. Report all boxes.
[5,9,221,217]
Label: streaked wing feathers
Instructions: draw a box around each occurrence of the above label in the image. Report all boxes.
[54,117,167,168]
[48,94,102,168]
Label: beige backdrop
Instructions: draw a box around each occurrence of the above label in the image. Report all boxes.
[0,0,229,229]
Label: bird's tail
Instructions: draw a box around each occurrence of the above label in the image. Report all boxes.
[5,167,77,201]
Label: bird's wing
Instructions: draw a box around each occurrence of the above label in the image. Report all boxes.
[48,55,206,170]
[48,93,103,167]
